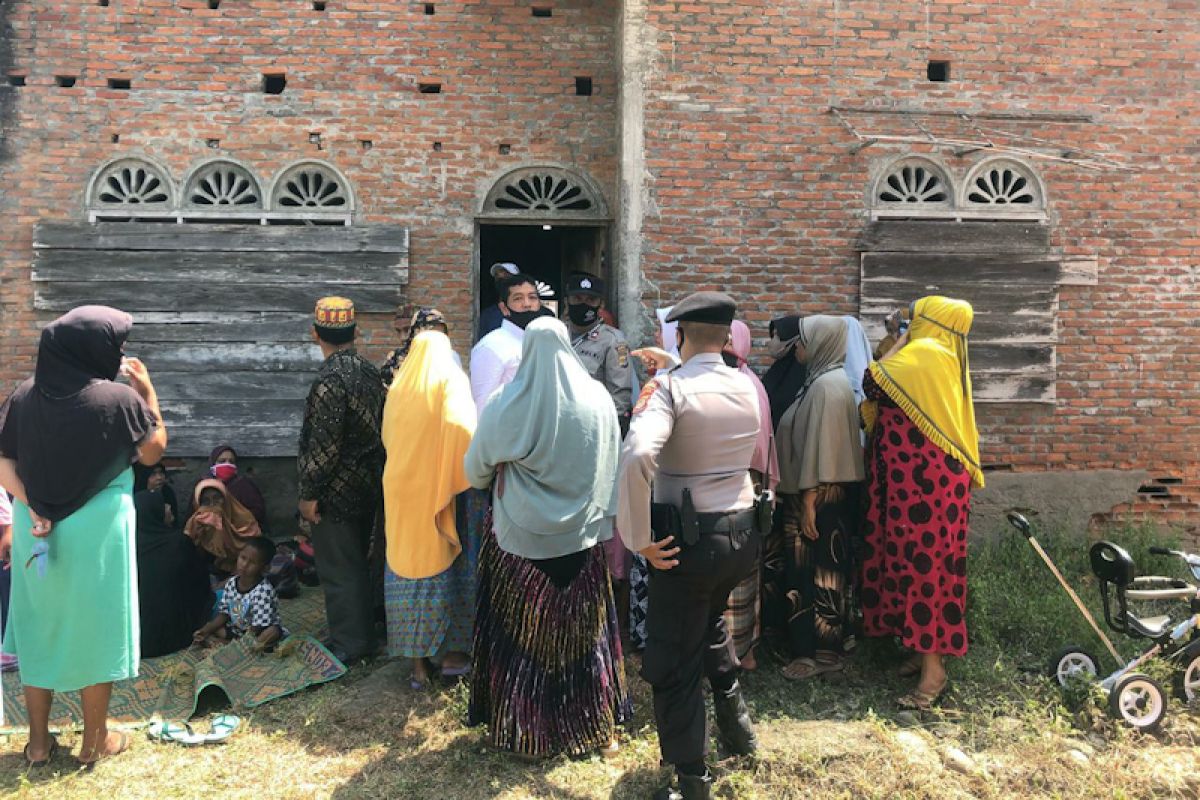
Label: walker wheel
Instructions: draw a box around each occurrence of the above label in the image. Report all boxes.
[1108,673,1168,732]
[1049,646,1099,687]
[1173,646,1200,703]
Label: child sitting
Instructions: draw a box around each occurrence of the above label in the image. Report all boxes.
[193,537,286,651]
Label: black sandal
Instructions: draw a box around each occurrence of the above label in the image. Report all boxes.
[23,736,59,768]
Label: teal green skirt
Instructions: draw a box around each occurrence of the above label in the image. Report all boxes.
[3,468,139,691]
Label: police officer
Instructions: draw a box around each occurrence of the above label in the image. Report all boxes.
[564,272,632,428]
[617,291,763,800]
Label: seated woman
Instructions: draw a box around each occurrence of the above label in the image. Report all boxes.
[183,478,261,575]
[189,446,268,530]
[135,488,211,657]
[134,462,179,526]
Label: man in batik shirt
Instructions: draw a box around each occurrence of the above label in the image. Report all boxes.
[298,296,386,665]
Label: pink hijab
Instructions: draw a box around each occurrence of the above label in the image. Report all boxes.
[727,321,779,489]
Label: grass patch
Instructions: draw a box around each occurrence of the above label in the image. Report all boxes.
[2,522,1198,798]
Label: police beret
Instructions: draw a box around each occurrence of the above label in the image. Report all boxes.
[665,291,737,325]
[566,272,605,298]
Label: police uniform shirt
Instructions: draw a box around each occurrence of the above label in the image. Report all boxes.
[616,352,760,552]
[572,322,633,417]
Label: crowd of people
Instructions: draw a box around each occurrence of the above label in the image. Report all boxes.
[0,270,982,800]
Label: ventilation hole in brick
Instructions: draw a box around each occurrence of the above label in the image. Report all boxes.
[263,73,287,94]
[1157,477,1184,485]
[313,0,327,9]
[7,75,25,87]
[498,143,511,155]
[206,138,221,148]
[418,82,441,94]
[108,78,131,90]
[1137,484,1172,497]
[360,139,373,151]
[532,5,552,17]
[98,0,110,5]
[432,141,443,152]
[575,76,593,96]
[208,0,220,8]
[111,133,120,144]
[927,60,950,82]
[55,75,78,88]
[424,3,435,14]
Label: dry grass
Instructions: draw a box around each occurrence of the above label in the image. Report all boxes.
[3,522,1200,798]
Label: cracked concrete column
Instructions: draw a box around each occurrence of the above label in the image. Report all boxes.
[616,0,652,346]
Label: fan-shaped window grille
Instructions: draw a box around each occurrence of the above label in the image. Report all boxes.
[271,163,351,210]
[184,162,262,208]
[481,167,608,219]
[874,158,951,206]
[90,159,172,207]
[964,159,1043,208]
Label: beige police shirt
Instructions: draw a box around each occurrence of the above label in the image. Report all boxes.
[617,352,760,552]
[571,322,632,418]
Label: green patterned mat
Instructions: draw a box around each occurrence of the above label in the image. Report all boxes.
[1,587,344,733]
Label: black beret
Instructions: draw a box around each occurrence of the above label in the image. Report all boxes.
[666,291,737,325]
[565,272,605,298]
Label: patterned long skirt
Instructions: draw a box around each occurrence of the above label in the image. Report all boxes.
[629,555,650,650]
[763,490,856,659]
[722,568,760,660]
[384,490,486,659]
[860,404,971,656]
[468,522,632,757]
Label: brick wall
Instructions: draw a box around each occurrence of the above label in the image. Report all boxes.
[0,0,618,372]
[633,0,1200,523]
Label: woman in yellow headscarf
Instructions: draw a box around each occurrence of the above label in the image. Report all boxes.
[381,324,480,687]
[859,296,983,710]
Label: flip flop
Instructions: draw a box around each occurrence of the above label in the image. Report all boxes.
[781,656,844,681]
[204,714,241,744]
[441,664,471,679]
[23,737,59,768]
[77,730,132,769]
[147,721,206,746]
[897,681,948,711]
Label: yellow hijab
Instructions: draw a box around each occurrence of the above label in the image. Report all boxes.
[863,296,984,488]
[382,330,477,579]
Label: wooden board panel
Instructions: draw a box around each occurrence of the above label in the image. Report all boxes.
[159,399,306,429]
[125,342,321,372]
[147,371,318,401]
[129,316,313,344]
[34,282,401,313]
[33,250,408,284]
[166,426,301,458]
[35,221,409,253]
[855,220,1052,254]
[860,253,1060,286]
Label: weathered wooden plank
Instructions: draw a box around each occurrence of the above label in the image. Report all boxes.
[858,308,1057,344]
[123,342,322,372]
[159,399,306,428]
[35,221,409,253]
[166,426,300,458]
[973,373,1055,403]
[148,371,318,401]
[129,316,314,344]
[34,282,401,313]
[33,250,408,284]
[860,253,1061,285]
[855,220,1052,254]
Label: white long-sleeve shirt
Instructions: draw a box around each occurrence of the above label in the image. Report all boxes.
[469,320,525,413]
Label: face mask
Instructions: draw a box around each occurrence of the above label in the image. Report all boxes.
[507,309,542,329]
[567,302,599,327]
[721,352,740,369]
[765,335,796,361]
[212,462,238,483]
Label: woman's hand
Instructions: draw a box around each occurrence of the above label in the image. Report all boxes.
[0,526,11,562]
[30,510,53,538]
[631,347,677,373]
[121,357,156,400]
[640,536,681,571]
[881,332,909,361]
[800,490,819,541]
[297,499,321,525]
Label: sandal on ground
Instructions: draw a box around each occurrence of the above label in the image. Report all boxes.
[440,663,471,680]
[77,731,132,769]
[23,737,59,768]
[598,738,620,760]
[898,655,923,678]
[781,656,844,681]
[205,714,241,743]
[897,681,948,711]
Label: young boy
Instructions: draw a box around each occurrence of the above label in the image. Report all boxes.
[193,537,286,651]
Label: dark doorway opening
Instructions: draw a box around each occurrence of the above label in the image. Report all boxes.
[477,223,607,321]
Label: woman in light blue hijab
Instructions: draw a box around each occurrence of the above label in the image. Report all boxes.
[464,317,630,759]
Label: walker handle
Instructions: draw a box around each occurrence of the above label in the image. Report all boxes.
[1006,512,1034,539]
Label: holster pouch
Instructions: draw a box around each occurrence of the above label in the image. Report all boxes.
[650,502,681,543]
[753,489,775,537]
[680,488,700,546]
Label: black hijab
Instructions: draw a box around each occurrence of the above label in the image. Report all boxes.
[761,315,809,432]
[135,488,212,657]
[0,306,157,521]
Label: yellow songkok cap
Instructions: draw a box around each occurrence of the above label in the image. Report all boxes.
[314,296,356,329]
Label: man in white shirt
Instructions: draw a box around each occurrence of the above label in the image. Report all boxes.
[469,273,543,412]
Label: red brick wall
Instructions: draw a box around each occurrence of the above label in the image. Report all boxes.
[0,0,618,370]
[634,0,1200,517]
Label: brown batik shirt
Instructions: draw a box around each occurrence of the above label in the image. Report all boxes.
[297,348,386,521]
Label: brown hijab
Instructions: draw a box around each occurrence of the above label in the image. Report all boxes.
[0,306,156,521]
[184,478,262,572]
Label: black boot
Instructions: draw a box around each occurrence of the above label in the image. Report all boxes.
[652,770,713,800]
[712,680,758,756]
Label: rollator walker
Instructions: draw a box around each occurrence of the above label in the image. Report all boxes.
[1007,512,1200,731]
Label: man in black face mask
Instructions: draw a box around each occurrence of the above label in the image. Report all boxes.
[469,272,552,413]
[564,272,632,432]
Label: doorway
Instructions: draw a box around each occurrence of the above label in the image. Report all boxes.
[477,223,607,320]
